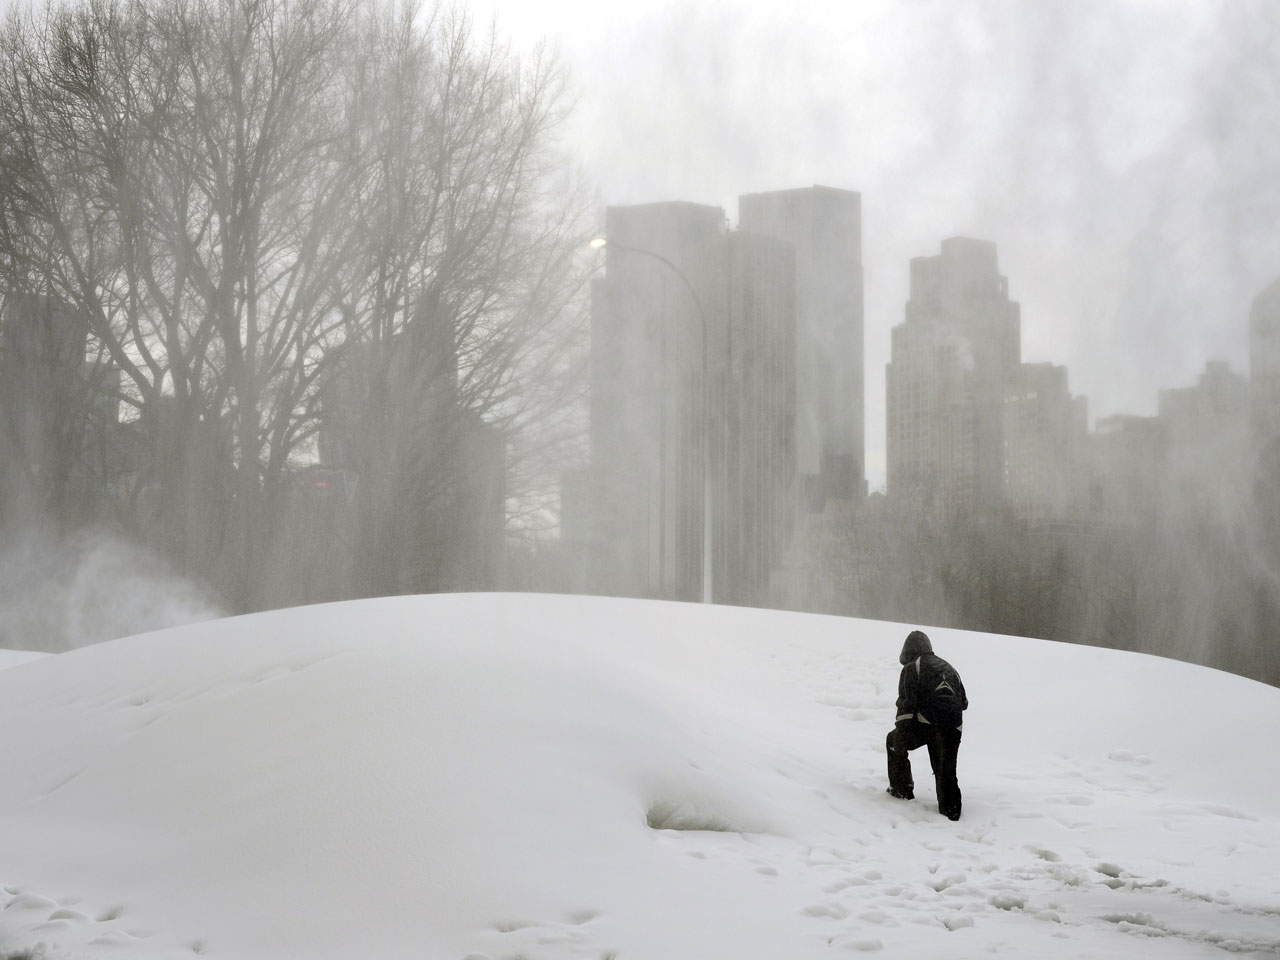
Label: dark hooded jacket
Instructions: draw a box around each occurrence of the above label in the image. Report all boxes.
[895,630,968,732]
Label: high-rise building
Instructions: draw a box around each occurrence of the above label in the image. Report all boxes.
[1002,363,1087,523]
[692,230,797,606]
[1085,414,1165,524]
[586,201,725,600]
[313,330,505,594]
[1250,276,1280,447]
[1252,278,1280,564]
[1159,360,1249,445]
[886,237,1021,519]
[738,186,864,508]
[583,201,797,604]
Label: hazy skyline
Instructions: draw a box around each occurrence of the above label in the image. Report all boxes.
[477,0,1280,489]
[3,0,1276,490]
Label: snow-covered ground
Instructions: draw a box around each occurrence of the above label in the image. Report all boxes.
[1,593,1278,959]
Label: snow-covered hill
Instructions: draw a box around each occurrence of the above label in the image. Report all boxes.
[1,593,1277,959]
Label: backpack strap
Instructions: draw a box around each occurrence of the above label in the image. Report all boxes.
[912,657,931,723]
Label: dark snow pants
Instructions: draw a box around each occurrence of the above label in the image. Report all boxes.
[886,719,962,820]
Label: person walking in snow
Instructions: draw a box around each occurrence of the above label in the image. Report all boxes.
[885,629,967,820]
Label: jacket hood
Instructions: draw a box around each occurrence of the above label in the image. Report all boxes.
[899,630,933,665]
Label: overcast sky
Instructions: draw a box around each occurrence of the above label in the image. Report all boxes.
[478,0,1280,490]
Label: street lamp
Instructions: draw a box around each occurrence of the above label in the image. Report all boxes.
[590,235,713,605]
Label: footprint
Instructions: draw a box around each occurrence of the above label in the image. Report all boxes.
[35,919,76,932]
[90,932,144,946]
[857,909,898,926]
[1108,750,1153,765]
[927,873,967,893]
[493,919,533,934]
[48,908,91,923]
[801,901,848,919]
[1197,803,1257,821]
[4,893,59,911]
[990,893,1026,911]
[1050,795,1094,807]
[836,936,884,951]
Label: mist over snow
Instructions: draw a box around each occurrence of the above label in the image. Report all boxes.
[1,593,1278,959]
[0,531,222,653]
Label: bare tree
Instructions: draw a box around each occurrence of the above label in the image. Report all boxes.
[0,0,589,610]
[321,2,590,598]
[0,0,363,604]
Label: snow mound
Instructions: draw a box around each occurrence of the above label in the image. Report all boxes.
[0,593,1278,959]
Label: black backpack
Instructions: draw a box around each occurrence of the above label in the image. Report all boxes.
[914,655,964,727]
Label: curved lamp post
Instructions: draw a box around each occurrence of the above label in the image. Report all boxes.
[590,236,713,605]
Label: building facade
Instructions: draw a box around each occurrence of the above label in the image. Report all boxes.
[886,237,1021,520]
[1084,414,1165,524]
[1250,277,1280,448]
[586,201,725,600]
[1251,278,1280,566]
[1002,362,1088,523]
[583,201,797,604]
[313,330,506,596]
[0,294,118,524]
[1159,360,1249,445]
[693,230,797,606]
[738,185,864,508]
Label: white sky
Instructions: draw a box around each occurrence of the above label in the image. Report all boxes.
[2,592,1279,957]
[474,0,1280,489]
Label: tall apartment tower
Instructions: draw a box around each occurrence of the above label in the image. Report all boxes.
[738,186,864,508]
[1250,277,1280,565]
[1250,276,1280,447]
[317,331,505,594]
[1086,414,1164,524]
[692,231,797,606]
[587,201,725,600]
[1160,360,1249,445]
[1003,363,1088,523]
[886,237,1021,519]
[584,201,796,604]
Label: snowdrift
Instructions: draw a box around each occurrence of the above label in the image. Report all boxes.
[1,593,1278,959]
